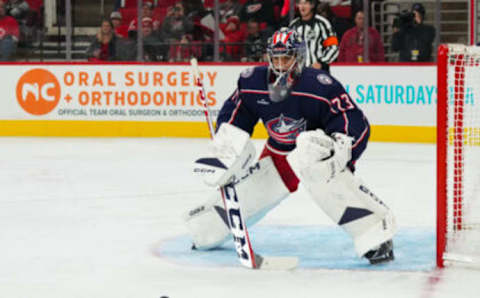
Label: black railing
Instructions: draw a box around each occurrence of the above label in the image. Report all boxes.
[14,40,267,62]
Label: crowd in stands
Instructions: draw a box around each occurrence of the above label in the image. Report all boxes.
[89,0,340,63]
[0,0,436,63]
[93,0,434,64]
[0,0,434,64]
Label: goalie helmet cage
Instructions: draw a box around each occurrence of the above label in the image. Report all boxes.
[437,44,480,268]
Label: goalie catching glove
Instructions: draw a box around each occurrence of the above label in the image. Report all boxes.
[194,123,256,187]
[288,129,353,184]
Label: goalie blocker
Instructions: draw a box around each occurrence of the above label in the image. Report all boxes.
[186,124,396,264]
[187,124,290,250]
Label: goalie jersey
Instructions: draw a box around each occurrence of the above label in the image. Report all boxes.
[217,66,370,167]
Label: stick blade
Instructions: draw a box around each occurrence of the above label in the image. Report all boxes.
[255,255,299,271]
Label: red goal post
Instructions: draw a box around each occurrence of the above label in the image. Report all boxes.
[437,44,480,268]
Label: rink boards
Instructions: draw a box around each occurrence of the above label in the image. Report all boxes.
[0,63,437,143]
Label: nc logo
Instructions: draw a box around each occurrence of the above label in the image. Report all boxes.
[21,82,57,102]
[16,68,61,115]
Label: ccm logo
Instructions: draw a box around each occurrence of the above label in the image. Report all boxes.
[189,206,205,217]
[194,168,215,173]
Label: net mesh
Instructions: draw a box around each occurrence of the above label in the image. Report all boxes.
[445,44,480,265]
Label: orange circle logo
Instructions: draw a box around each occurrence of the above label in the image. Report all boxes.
[16,68,61,115]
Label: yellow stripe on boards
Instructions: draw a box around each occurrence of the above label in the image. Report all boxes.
[0,120,212,137]
[370,125,436,143]
[253,124,437,143]
[0,120,436,143]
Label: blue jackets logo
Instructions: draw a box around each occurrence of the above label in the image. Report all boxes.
[266,114,306,144]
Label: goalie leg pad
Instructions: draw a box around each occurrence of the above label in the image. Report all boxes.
[293,166,397,257]
[184,194,230,250]
[184,156,290,250]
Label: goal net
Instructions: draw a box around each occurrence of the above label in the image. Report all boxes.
[437,44,480,268]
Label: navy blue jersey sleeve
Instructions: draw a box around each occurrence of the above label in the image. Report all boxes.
[323,81,370,163]
[216,82,259,135]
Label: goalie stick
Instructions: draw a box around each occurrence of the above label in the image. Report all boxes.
[190,58,298,270]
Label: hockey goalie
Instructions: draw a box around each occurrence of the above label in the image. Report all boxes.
[185,28,396,265]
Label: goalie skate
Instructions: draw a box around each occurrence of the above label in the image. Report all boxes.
[364,240,394,265]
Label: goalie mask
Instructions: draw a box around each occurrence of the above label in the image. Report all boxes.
[266,27,306,102]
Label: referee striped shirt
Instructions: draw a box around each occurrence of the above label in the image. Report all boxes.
[289,14,339,67]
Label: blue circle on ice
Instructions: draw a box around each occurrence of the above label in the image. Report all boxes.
[155,225,435,271]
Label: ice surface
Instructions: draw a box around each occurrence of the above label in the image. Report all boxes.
[0,137,478,298]
[158,226,436,271]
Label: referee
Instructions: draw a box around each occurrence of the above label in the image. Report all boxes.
[289,0,339,72]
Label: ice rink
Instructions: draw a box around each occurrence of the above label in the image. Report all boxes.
[1,137,478,298]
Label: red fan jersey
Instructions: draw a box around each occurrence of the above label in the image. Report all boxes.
[0,15,19,40]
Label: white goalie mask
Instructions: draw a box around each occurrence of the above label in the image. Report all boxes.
[266,28,306,102]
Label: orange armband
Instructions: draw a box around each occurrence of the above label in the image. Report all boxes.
[323,36,339,47]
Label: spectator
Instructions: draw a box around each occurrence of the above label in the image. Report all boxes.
[141,17,161,61]
[317,2,353,42]
[5,0,29,42]
[189,10,218,61]
[391,2,435,62]
[338,10,384,63]
[0,0,19,60]
[239,0,276,29]
[280,0,347,25]
[183,0,205,19]
[161,2,193,40]
[289,0,339,72]
[350,0,363,18]
[271,0,284,23]
[127,1,161,39]
[241,18,267,62]
[161,1,194,60]
[219,15,245,61]
[110,11,128,38]
[219,0,242,24]
[5,0,29,23]
[86,19,118,61]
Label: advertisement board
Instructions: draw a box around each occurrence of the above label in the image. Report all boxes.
[1,63,437,142]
